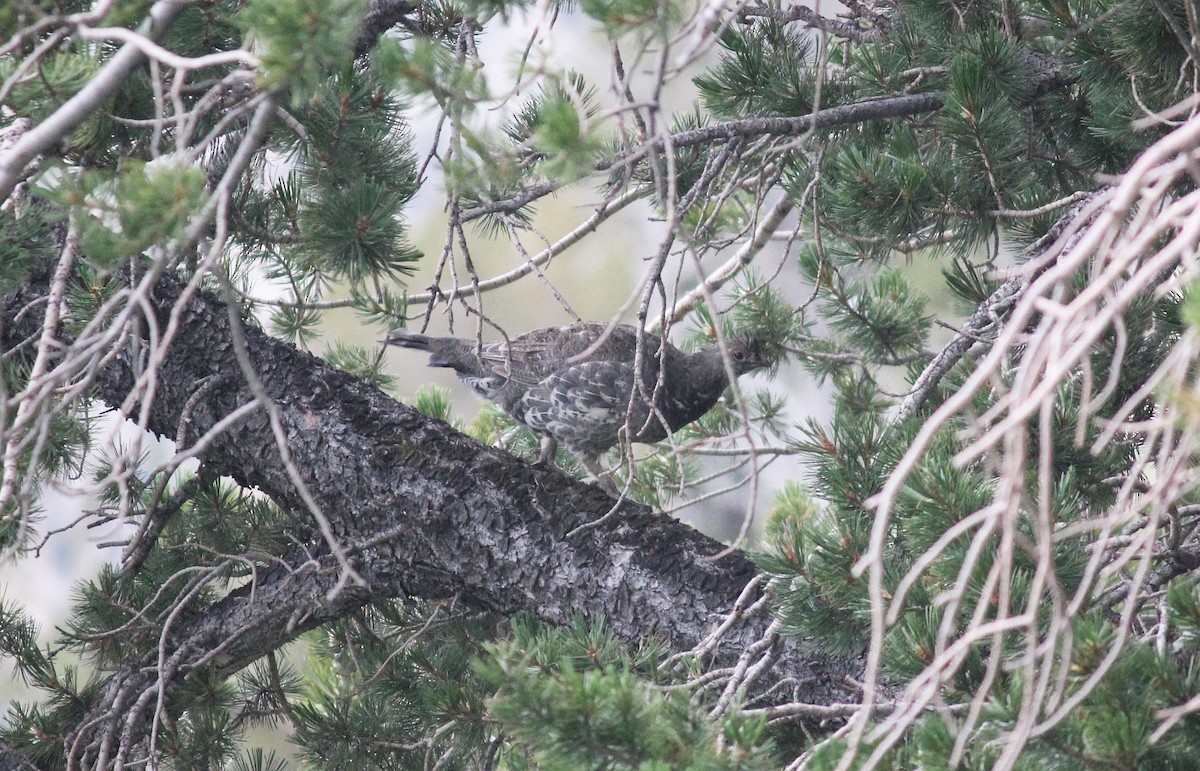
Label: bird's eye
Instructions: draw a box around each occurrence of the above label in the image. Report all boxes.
[734,351,745,361]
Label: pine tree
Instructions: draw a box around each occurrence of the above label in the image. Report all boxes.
[3,0,1200,769]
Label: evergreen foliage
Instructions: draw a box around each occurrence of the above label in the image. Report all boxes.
[2,0,1200,768]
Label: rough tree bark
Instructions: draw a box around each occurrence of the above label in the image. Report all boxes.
[2,263,863,761]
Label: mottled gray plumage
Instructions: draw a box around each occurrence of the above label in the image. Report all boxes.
[382,322,768,492]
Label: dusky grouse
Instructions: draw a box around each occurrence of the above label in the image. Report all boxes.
[382,322,768,492]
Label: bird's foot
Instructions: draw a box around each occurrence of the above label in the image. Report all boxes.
[594,475,621,498]
[536,436,558,466]
[579,454,622,498]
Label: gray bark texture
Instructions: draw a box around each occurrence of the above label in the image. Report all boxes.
[1,263,864,762]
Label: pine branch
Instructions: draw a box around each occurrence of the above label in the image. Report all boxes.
[740,2,887,42]
[0,0,189,203]
[460,92,947,222]
[894,190,1108,424]
[2,266,864,761]
[893,273,1024,424]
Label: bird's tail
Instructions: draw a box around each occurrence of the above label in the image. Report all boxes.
[381,329,456,368]
[381,329,432,351]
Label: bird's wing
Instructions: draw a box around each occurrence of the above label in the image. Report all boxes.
[522,360,656,454]
[473,324,604,383]
[476,323,674,385]
[476,336,565,384]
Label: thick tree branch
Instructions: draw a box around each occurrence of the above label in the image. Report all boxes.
[354,0,421,58]
[2,266,863,757]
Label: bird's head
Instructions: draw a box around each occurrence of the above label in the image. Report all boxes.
[725,336,772,376]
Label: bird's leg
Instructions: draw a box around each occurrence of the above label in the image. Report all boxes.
[578,453,620,497]
[537,436,558,465]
